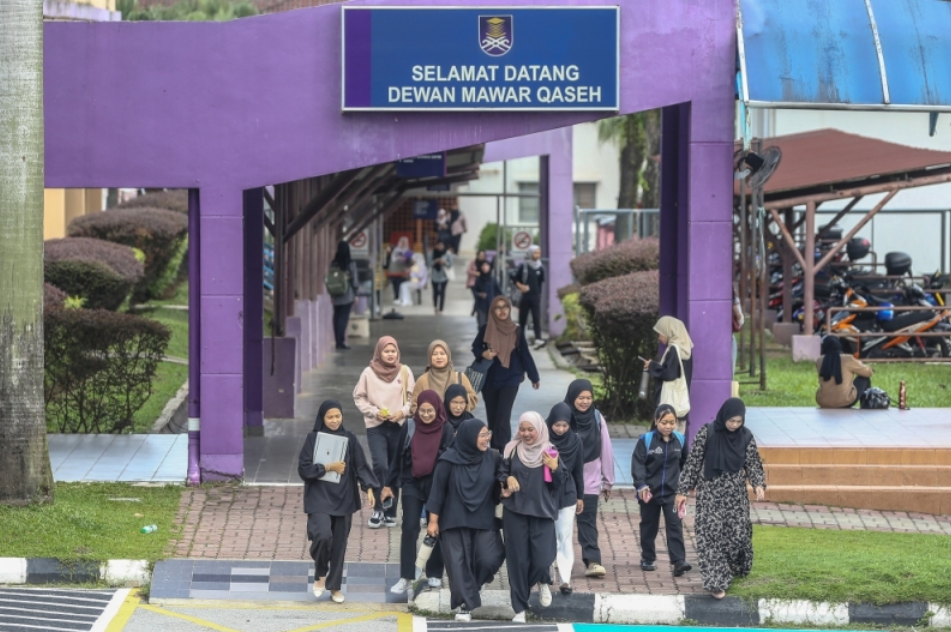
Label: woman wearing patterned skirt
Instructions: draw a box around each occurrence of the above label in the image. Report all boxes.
[675,398,765,599]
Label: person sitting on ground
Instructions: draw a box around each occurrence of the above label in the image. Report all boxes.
[631,404,692,577]
[298,400,378,604]
[410,340,478,413]
[816,335,874,408]
[397,253,428,307]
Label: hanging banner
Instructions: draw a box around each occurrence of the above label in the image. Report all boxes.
[342,6,620,112]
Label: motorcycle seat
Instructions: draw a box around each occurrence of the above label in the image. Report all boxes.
[880,310,933,332]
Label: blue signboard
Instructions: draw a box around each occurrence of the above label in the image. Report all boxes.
[342,7,619,111]
[396,153,446,178]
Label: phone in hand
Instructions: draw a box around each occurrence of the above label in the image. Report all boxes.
[382,496,394,511]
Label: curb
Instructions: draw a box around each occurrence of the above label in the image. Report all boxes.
[0,558,150,587]
[411,590,951,626]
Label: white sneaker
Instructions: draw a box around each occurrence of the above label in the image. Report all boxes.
[312,580,324,598]
[368,511,383,529]
[538,583,552,607]
[428,577,442,589]
[533,339,547,349]
[390,578,411,594]
[455,609,472,622]
[512,611,526,623]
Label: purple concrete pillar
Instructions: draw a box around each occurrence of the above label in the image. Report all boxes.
[243,188,264,437]
[659,104,689,319]
[187,189,201,486]
[199,185,244,480]
[546,129,572,338]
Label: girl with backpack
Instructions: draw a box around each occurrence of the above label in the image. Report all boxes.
[328,241,359,350]
[410,340,477,414]
[644,316,694,433]
[631,404,692,577]
[381,390,455,594]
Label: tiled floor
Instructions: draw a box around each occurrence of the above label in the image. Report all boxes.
[744,407,951,448]
[49,434,186,483]
[150,559,408,603]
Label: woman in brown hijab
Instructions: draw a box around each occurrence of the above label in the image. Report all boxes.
[410,340,478,413]
[471,296,540,451]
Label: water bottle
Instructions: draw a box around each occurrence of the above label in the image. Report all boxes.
[415,534,437,569]
[140,524,158,534]
[638,370,651,400]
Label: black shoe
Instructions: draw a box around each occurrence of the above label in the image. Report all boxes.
[335,344,351,350]
[640,561,657,571]
[673,561,692,577]
[559,583,572,595]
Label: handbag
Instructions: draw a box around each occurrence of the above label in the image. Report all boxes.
[465,358,493,393]
[658,344,691,418]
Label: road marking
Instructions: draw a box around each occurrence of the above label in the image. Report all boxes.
[99,590,138,632]
[284,612,404,632]
[138,604,244,632]
[0,588,116,632]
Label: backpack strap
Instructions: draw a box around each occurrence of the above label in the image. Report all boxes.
[642,430,655,449]
[672,431,685,447]
[404,418,416,450]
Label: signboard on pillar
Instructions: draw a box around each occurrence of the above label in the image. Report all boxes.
[397,153,446,178]
[511,230,534,254]
[342,7,619,111]
[349,229,370,257]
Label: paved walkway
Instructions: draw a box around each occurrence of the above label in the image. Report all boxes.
[166,485,951,599]
[49,434,186,483]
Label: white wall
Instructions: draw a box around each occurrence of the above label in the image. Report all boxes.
[456,121,620,255]
[752,108,951,273]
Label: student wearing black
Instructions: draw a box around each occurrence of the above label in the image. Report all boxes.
[330,241,360,351]
[511,245,546,347]
[472,296,540,452]
[499,412,564,623]
[631,404,691,576]
[298,399,378,604]
[383,390,454,594]
[444,383,474,436]
[427,418,505,622]
[546,403,585,594]
[472,259,502,329]
[645,316,694,432]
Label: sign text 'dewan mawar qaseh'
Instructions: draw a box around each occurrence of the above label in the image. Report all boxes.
[342,7,619,111]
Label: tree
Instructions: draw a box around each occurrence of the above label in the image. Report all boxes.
[0,0,54,505]
[117,0,257,21]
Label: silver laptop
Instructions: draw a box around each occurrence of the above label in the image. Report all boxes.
[313,432,349,483]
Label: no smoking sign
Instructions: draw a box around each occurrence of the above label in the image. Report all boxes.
[512,230,533,252]
[350,230,369,256]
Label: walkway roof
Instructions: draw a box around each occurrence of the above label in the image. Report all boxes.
[738,0,951,111]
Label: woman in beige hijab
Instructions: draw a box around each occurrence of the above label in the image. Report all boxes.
[411,340,478,413]
[643,316,694,431]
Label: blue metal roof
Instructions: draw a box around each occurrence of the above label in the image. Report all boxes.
[738,0,951,110]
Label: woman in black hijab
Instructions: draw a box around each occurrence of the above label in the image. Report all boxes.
[444,383,474,435]
[426,418,504,622]
[816,335,874,408]
[675,398,766,599]
[563,379,616,579]
[546,403,585,594]
[298,400,378,604]
[330,241,360,350]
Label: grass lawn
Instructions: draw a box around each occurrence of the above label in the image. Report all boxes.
[151,279,189,307]
[738,347,951,408]
[132,362,189,433]
[0,483,181,562]
[730,525,951,605]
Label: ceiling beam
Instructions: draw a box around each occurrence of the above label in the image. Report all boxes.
[283,167,363,241]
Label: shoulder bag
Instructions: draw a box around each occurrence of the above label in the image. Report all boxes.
[659,344,691,418]
[465,358,493,393]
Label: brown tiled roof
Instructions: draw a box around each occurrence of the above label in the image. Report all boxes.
[736,129,951,196]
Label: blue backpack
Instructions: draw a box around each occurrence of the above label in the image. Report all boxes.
[641,430,685,451]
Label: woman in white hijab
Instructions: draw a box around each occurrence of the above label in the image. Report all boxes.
[643,316,694,433]
[398,252,429,306]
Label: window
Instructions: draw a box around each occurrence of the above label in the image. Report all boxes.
[573,182,597,210]
[517,182,539,224]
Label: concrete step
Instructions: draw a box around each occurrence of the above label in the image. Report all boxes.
[764,463,951,487]
[762,484,951,515]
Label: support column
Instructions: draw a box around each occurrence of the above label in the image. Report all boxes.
[243,188,264,437]
[659,104,687,318]
[199,185,244,480]
[545,127,572,338]
[186,189,201,486]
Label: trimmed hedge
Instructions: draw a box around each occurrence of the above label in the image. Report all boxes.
[45,237,144,285]
[44,283,67,310]
[570,238,659,286]
[45,308,170,434]
[117,190,188,214]
[68,207,188,303]
[44,260,131,311]
[579,270,659,419]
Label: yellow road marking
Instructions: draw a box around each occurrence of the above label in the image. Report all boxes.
[396,613,414,632]
[138,604,245,632]
[283,612,402,632]
[104,592,140,632]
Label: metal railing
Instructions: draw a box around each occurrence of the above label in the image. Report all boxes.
[823,303,951,362]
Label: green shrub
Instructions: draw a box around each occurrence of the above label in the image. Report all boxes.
[44,283,67,310]
[45,309,170,434]
[68,207,187,303]
[44,260,131,311]
[579,270,659,419]
[570,237,659,285]
[150,236,188,299]
[45,237,144,285]
[116,190,188,214]
[555,292,588,344]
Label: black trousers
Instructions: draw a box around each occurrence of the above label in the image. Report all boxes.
[450,234,463,255]
[441,527,505,612]
[366,423,401,517]
[391,277,404,301]
[503,509,555,614]
[518,295,542,340]
[639,499,686,565]
[399,493,444,581]
[848,375,872,407]
[332,303,352,348]
[483,385,519,451]
[577,493,602,566]
[432,281,448,312]
[307,512,352,591]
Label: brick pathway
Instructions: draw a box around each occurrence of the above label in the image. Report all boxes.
[167,486,951,596]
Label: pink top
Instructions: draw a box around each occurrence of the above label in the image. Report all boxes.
[466,259,480,288]
[582,412,616,495]
[352,366,416,429]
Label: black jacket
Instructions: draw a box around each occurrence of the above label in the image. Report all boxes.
[298,429,378,516]
[385,419,455,499]
[630,430,687,504]
[511,263,545,299]
[472,325,540,388]
[649,345,693,410]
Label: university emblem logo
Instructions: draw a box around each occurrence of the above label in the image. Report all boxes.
[479,15,513,56]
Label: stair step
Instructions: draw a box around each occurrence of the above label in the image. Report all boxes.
[764,463,951,487]
[760,485,951,515]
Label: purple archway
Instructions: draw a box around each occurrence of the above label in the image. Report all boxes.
[44,0,736,480]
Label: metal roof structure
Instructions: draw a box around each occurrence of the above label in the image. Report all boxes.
[738,0,951,111]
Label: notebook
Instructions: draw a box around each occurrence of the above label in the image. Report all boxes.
[313,432,349,483]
